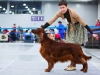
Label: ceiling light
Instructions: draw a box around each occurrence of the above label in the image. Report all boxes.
[31,13,33,14]
[32,8,35,10]
[27,8,30,11]
[25,6,28,8]
[3,8,6,10]
[23,3,26,6]
[0,6,2,8]
[11,5,14,8]
[29,11,31,13]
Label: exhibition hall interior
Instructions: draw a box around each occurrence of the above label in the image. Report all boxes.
[0,0,100,75]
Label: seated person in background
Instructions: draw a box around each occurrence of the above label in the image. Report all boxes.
[54,27,61,42]
[95,19,100,26]
[46,30,55,40]
[55,33,61,42]
[3,29,9,34]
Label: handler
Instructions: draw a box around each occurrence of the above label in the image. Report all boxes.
[41,0,98,71]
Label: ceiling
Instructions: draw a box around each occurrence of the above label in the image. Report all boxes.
[0,0,99,2]
[0,0,98,14]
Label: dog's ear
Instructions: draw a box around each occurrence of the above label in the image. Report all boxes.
[39,33,44,43]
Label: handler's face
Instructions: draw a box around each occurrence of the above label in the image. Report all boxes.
[59,5,68,13]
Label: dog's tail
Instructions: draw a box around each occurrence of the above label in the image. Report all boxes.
[82,53,92,60]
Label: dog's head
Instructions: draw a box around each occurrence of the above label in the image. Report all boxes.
[31,28,45,43]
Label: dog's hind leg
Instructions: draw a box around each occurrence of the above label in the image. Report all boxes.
[72,53,88,72]
[79,58,88,72]
[45,59,54,72]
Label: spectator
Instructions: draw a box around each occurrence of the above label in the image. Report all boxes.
[57,21,65,39]
[12,24,16,32]
[46,30,55,40]
[3,29,9,34]
[10,30,16,41]
[18,26,23,41]
[55,33,61,42]
[95,19,100,26]
[18,26,22,32]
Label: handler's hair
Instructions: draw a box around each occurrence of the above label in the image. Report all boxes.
[58,0,68,6]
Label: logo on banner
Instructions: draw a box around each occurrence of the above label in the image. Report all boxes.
[2,35,6,39]
[31,16,44,21]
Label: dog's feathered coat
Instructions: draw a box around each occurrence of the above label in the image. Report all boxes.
[31,28,92,72]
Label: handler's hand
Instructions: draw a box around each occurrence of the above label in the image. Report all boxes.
[92,34,99,40]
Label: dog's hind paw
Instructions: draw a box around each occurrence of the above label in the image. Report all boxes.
[45,69,50,72]
[80,69,84,71]
[83,69,87,73]
[80,69,87,73]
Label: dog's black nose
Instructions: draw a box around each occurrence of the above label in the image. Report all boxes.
[31,29,35,32]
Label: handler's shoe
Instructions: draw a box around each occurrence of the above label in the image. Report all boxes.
[64,65,76,71]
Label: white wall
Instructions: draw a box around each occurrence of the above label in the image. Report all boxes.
[0,14,44,28]
[98,1,100,19]
[43,1,63,26]
[0,2,98,28]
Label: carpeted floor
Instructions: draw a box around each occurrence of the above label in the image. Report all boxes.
[0,43,99,75]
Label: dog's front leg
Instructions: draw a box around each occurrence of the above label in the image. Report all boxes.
[45,59,54,72]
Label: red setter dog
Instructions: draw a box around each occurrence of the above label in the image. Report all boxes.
[31,28,92,73]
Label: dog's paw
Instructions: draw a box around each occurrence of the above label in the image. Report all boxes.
[80,69,84,71]
[80,69,87,73]
[45,69,50,72]
[83,69,87,73]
